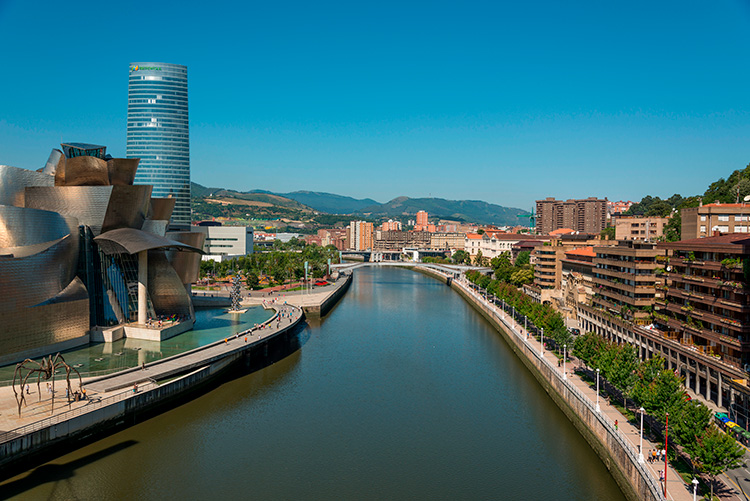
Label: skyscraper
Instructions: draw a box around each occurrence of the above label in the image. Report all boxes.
[127,62,190,229]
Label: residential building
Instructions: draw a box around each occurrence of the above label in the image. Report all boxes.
[381,219,402,231]
[430,232,465,251]
[536,197,608,235]
[614,216,669,241]
[682,203,750,239]
[608,200,634,217]
[348,221,374,250]
[374,230,430,251]
[416,210,428,226]
[560,247,596,319]
[127,62,191,230]
[592,240,660,325]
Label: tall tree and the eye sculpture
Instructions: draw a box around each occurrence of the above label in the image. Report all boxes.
[12,353,82,417]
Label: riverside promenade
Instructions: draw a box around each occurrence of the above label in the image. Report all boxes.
[0,303,304,471]
[243,272,352,317]
[452,273,730,501]
[416,265,667,501]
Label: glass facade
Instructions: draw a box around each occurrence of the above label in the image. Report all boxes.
[127,62,190,229]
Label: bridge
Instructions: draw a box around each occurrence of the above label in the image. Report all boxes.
[332,260,493,278]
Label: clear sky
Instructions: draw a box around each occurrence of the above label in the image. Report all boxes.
[1,0,748,210]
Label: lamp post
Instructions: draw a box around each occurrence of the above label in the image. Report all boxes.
[692,478,698,501]
[563,344,567,379]
[595,368,601,412]
[664,412,670,498]
[524,315,528,336]
[541,328,544,355]
[638,407,645,463]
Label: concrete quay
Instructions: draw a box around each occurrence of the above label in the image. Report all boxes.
[0,303,304,476]
[418,265,670,501]
[243,272,352,317]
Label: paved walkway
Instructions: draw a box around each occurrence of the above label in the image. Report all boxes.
[0,304,303,443]
[455,277,701,501]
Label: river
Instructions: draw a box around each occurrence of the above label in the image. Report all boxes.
[2,266,624,500]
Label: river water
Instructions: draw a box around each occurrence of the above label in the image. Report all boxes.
[2,267,624,500]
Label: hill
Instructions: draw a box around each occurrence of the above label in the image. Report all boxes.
[356,196,528,226]
[250,190,378,214]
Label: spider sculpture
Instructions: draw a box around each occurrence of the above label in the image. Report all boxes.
[12,353,82,417]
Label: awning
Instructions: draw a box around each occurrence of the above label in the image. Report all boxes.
[94,227,203,255]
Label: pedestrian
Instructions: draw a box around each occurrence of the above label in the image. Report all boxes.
[659,470,664,482]
[133,383,138,393]
[244,336,247,343]
[142,362,146,371]
[661,447,666,461]
[657,448,662,462]
[652,449,657,463]
[614,419,618,431]
[25,384,30,395]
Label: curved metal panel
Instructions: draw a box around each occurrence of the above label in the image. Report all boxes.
[149,197,175,221]
[0,232,80,313]
[107,158,139,185]
[166,231,206,284]
[0,164,54,207]
[57,155,110,186]
[0,277,89,365]
[148,250,192,317]
[0,205,78,248]
[25,186,113,235]
[101,185,151,232]
[42,149,64,176]
[95,227,203,255]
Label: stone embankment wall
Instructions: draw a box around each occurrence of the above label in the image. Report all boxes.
[0,309,304,473]
[304,273,352,317]
[417,266,662,501]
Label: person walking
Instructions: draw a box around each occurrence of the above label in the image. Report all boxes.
[614,419,618,431]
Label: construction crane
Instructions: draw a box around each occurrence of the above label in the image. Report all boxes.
[517,208,536,233]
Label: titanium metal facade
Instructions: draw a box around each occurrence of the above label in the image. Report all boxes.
[127,62,190,230]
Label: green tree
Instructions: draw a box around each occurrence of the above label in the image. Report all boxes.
[694,426,746,499]
[245,271,260,289]
[515,251,531,266]
[600,227,615,240]
[452,250,469,265]
[673,401,713,469]
[474,249,488,267]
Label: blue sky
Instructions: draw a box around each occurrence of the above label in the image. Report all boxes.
[1,0,748,210]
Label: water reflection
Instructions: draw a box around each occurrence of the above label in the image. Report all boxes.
[0,307,274,381]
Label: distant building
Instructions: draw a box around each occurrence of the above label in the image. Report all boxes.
[682,203,750,239]
[608,200,634,217]
[348,221,374,250]
[194,225,253,262]
[374,230,430,251]
[614,216,668,241]
[381,219,402,231]
[416,210,428,226]
[536,197,608,235]
[430,232,465,251]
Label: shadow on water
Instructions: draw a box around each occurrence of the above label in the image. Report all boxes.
[0,440,138,500]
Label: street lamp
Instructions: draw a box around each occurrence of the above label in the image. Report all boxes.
[541,328,544,355]
[664,412,670,498]
[638,407,645,463]
[524,315,528,336]
[595,368,601,413]
[692,478,699,501]
[563,344,567,379]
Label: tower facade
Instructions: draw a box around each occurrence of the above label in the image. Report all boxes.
[127,62,190,229]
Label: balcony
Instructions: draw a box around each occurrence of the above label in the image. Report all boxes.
[595,268,656,283]
[593,276,656,295]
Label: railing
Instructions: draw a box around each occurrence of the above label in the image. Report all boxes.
[456,276,664,499]
[0,380,158,445]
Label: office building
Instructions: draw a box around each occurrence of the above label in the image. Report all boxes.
[127,62,191,230]
[194,223,253,261]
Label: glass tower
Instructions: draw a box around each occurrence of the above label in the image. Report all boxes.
[127,62,190,229]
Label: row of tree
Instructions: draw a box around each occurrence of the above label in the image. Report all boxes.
[465,269,571,349]
[574,333,744,498]
[199,243,341,288]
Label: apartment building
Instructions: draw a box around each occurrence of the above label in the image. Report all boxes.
[536,197,608,235]
[682,203,750,239]
[560,246,596,319]
[614,216,669,241]
[348,221,374,250]
[380,219,402,232]
[373,230,431,251]
[430,232,465,251]
[592,240,660,325]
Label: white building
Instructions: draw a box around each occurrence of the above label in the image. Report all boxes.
[194,225,254,262]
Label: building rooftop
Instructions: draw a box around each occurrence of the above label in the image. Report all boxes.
[549,228,576,235]
[565,246,596,258]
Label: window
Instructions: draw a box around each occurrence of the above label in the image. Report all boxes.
[718,215,729,222]
[700,215,706,221]
[717,225,729,232]
[700,226,706,233]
